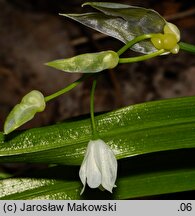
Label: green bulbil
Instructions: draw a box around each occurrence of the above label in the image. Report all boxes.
[4,90,46,134]
[151,22,180,54]
[46,51,119,73]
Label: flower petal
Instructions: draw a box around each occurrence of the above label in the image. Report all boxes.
[79,158,87,185]
[79,139,117,194]
[79,140,101,193]
[94,139,117,192]
[85,141,102,188]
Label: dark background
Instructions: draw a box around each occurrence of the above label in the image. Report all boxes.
[0,0,195,199]
[1,0,195,130]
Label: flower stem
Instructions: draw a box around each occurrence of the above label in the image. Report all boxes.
[117,34,155,56]
[179,42,195,54]
[119,49,165,64]
[90,78,98,138]
[44,74,91,102]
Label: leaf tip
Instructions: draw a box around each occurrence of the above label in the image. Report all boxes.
[59,13,69,17]
[81,2,90,7]
[45,61,57,69]
[59,13,80,18]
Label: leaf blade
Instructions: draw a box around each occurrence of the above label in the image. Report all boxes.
[0,96,195,165]
[0,164,195,200]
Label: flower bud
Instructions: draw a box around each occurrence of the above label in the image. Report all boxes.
[4,90,45,134]
[46,51,119,73]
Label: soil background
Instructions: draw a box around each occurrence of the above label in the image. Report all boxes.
[0,0,195,199]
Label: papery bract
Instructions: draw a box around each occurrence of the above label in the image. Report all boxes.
[61,2,166,54]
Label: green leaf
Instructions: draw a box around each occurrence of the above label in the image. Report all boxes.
[0,96,195,165]
[0,172,12,180]
[61,2,166,54]
[1,96,195,199]
[0,166,82,200]
[0,151,195,199]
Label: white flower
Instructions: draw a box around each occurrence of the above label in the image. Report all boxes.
[79,139,117,194]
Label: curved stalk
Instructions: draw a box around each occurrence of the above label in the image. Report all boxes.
[119,49,165,64]
[90,79,98,139]
[44,74,91,102]
[117,34,155,56]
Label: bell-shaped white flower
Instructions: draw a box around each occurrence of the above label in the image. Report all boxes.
[79,139,117,194]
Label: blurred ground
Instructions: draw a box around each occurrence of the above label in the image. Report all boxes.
[0,0,195,130]
[0,0,195,189]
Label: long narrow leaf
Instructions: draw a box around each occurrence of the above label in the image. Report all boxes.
[0,155,195,200]
[0,96,195,165]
